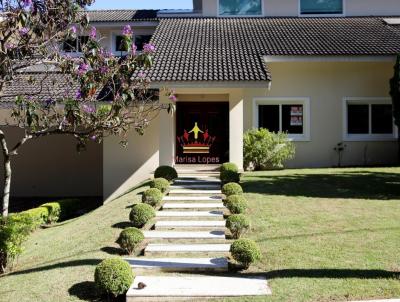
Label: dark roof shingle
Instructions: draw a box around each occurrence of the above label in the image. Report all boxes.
[148,17,400,82]
[87,9,158,23]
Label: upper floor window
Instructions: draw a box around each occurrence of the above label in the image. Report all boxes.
[135,35,152,51]
[63,36,88,53]
[300,0,343,15]
[219,0,262,16]
[115,35,128,52]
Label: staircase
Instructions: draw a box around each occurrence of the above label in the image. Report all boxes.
[125,166,271,300]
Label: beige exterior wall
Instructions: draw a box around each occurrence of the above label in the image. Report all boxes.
[201,0,400,17]
[0,124,102,197]
[243,61,397,168]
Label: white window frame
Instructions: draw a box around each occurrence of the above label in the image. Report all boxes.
[298,0,345,17]
[217,0,264,17]
[342,97,397,142]
[111,32,130,55]
[253,97,311,141]
[61,35,89,56]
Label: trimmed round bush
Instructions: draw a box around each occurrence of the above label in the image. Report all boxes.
[142,188,163,207]
[225,195,247,214]
[129,203,155,228]
[230,239,261,269]
[226,214,250,239]
[150,178,170,194]
[220,162,240,183]
[222,182,243,197]
[154,166,178,181]
[117,227,144,254]
[94,258,134,297]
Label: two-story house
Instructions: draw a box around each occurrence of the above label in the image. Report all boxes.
[2,0,400,202]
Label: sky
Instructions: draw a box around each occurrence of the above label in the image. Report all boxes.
[89,0,193,10]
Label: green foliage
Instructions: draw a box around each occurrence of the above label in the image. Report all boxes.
[154,166,178,181]
[40,203,61,224]
[222,182,243,197]
[230,239,261,269]
[0,216,31,273]
[94,258,134,297]
[22,207,49,229]
[226,214,250,239]
[225,195,247,214]
[220,162,240,183]
[129,203,155,228]
[150,178,170,194]
[142,188,163,207]
[243,128,295,170]
[117,227,144,255]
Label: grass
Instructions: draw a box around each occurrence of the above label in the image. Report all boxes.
[0,167,399,302]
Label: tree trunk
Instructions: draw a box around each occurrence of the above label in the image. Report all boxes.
[0,130,11,217]
[398,134,400,165]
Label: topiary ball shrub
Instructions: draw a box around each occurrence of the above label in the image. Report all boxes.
[225,195,247,214]
[222,182,243,197]
[230,239,261,269]
[129,204,155,228]
[154,166,178,182]
[94,258,134,298]
[150,178,170,194]
[117,227,144,255]
[142,188,163,207]
[220,162,240,184]
[226,214,250,239]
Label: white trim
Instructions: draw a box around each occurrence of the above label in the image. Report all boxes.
[298,0,345,17]
[342,97,397,142]
[217,0,264,17]
[263,55,396,63]
[253,97,311,142]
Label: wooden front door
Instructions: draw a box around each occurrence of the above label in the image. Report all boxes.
[176,102,229,165]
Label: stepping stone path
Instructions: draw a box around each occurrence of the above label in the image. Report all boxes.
[125,169,271,300]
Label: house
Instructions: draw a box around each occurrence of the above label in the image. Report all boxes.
[1,0,400,202]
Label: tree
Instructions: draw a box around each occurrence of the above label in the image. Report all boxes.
[0,0,175,216]
[389,54,400,163]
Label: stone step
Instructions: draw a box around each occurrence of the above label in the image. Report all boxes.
[126,276,272,300]
[170,184,221,190]
[143,230,225,240]
[155,220,226,229]
[169,189,222,195]
[156,211,224,218]
[163,203,225,209]
[174,179,221,184]
[145,244,231,255]
[163,196,222,201]
[124,257,228,272]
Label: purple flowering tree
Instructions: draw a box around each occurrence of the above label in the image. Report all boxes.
[0,1,174,217]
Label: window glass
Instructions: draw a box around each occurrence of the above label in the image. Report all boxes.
[347,104,369,134]
[78,36,88,52]
[258,105,280,133]
[135,35,152,51]
[219,0,262,16]
[371,104,393,134]
[282,105,303,134]
[63,38,77,52]
[115,35,128,52]
[300,0,343,15]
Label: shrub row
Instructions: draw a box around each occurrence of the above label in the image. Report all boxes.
[220,162,240,184]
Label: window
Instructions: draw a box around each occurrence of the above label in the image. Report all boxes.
[135,35,152,51]
[344,98,395,141]
[115,35,128,52]
[63,36,88,53]
[219,0,262,16]
[254,98,310,141]
[300,0,343,15]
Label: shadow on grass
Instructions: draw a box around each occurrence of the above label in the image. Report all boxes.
[112,222,132,229]
[242,171,400,200]
[100,246,124,255]
[68,281,99,301]
[7,259,101,276]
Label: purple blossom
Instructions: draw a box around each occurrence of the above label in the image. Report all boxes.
[5,43,16,50]
[82,104,95,114]
[169,95,177,102]
[143,43,156,54]
[77,62,89,75]
[75,89,82,100]
[90,135,97,141]
[22,0,32,8]
[130,44,137,55]
[138,71,145,78]
[45,98,55,108]
[122,25,133,36]
[70,25,77,34]
[89,26,97,39]
[99,66,108,74]
[19,27,29,36]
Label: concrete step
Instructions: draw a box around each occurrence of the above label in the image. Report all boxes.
[145,244,231,255]
[126,276,272,300]
[143,230,225,240]
[169,189,222,195]
[170,184,221,190]
[163,196,222,201]
[174,179,221,184]
[155,220,226,230]
[163,203,225,209]
[156,211,224,218]
[124,257,228,272]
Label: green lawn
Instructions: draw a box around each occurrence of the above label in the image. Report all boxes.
[0,168,400,302]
